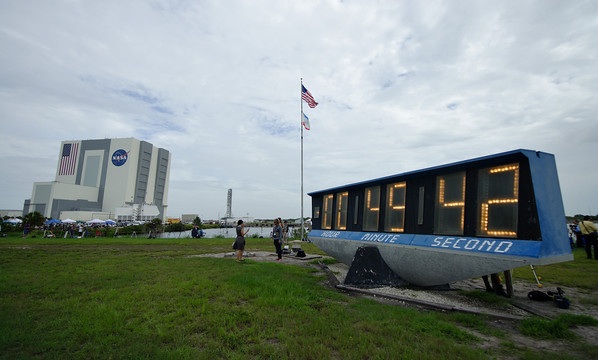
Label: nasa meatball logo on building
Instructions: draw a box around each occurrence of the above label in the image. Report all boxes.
[111,149,129,166]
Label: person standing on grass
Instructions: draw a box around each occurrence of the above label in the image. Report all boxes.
[282,220,289,245]
[272,218,283,261]
[579,216,598,260]
[573,219,584,248]
[234,220,249,262]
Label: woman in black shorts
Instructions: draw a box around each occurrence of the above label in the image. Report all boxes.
[234,219,249,262]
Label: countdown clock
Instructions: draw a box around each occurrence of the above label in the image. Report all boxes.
[308,149,573,287]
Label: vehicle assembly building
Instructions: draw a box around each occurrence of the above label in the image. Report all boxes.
[23,137,171,222]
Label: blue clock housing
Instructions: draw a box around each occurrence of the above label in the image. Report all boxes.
[308,149,573,287]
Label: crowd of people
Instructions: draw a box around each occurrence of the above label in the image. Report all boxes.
[16,222,114,239]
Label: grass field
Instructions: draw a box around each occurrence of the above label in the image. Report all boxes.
[1,236,597,359]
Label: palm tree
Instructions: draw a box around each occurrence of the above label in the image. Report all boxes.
[23,211,44,227]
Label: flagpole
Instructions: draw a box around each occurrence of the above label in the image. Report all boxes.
[300,78,305,242]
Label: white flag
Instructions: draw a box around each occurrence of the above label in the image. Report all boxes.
[302,111,310,130]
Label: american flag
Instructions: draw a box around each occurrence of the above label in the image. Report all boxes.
[58,142,79,176]
[301,85,318,108]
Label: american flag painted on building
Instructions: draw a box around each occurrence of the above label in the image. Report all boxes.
[58,142,79,176]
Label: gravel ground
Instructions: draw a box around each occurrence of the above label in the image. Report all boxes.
[323,261,598,321]
[324,262,530,319]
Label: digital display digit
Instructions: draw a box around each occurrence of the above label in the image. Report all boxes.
[477,163,519,238]
[322,194,333,229]
[363,186,380,231]
[384,182,406,232]
[417,186,425,225]
[335,192,348,230]
[434,172,466,235]
[353,195,359,225]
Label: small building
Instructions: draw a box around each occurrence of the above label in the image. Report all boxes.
[0,210,23,218]
[115,203,161,222]
[220,217,254,227]
[181,214,199,224]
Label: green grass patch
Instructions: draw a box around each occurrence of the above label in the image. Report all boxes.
[520,314,598,340]
[1,236,597,359]
[446,312,507,339]
[579,296,598,306]
[512,248,598,289]
[0,237,488,359]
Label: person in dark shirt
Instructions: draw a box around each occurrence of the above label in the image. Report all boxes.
[234,220,249,262]
[272,218,283,261]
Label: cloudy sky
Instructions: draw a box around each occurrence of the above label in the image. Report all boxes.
[1,0,597,220]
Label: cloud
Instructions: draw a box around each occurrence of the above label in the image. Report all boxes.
[1,0,597,219]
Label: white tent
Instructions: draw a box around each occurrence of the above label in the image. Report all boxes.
[62,218,76,223]
[3,218,22,224]
[87,219,105,225]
